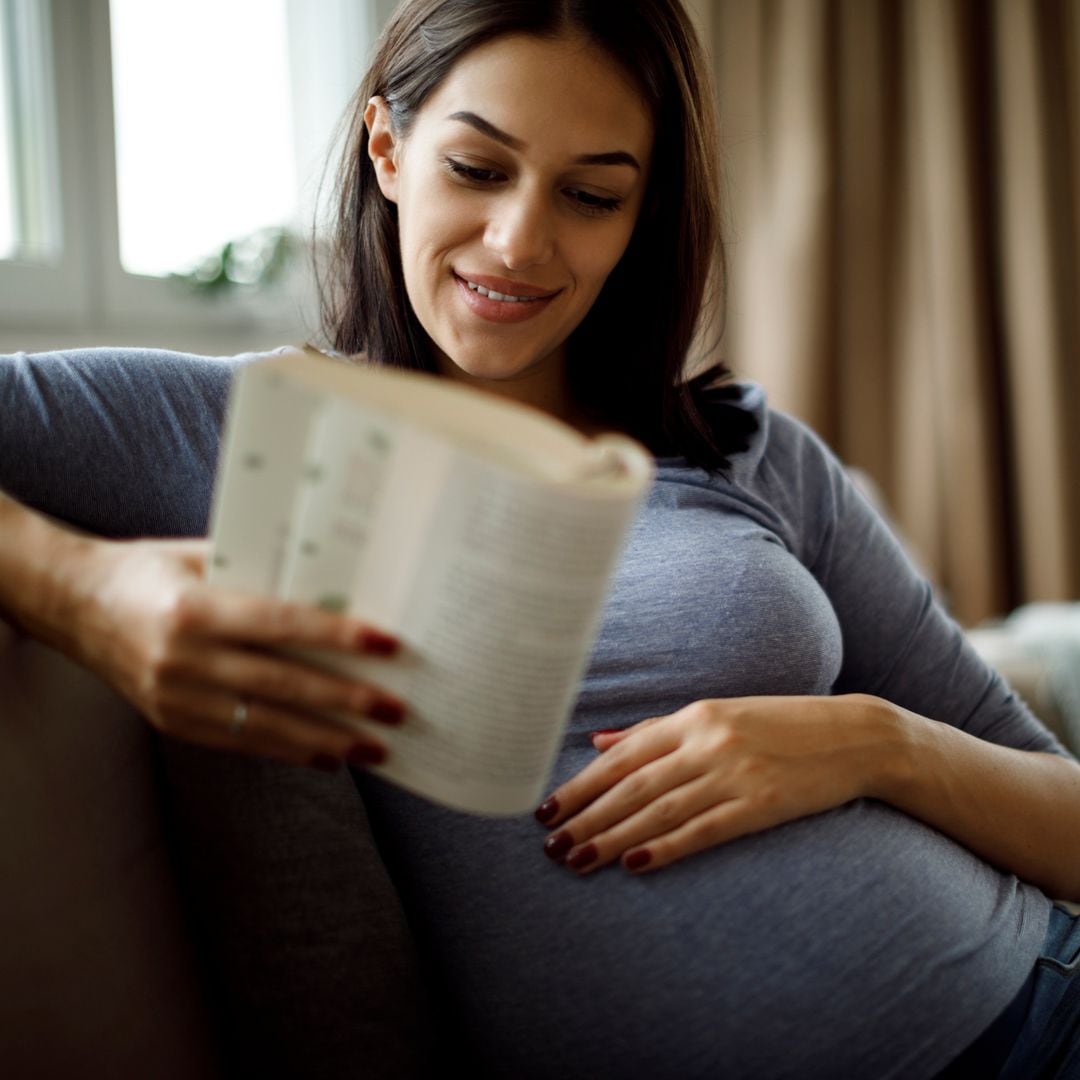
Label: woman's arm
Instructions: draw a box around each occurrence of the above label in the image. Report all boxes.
[536,693,1080,900]
[537,407,1080,895]
[0,489,402,770]
[879,697,1080,899]
[0,488,98,651]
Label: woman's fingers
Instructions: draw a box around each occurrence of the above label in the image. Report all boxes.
[544,750,707,852]
[165,583,401,657]
[537,717,680,827]
[615,796,791,874]
[153,682,389,771]
[155,639,406,726]
[542,767,719,871]
[549,767,798,876]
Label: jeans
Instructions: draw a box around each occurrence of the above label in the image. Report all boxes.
[941,904,1080,1078]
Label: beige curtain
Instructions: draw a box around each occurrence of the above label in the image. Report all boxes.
[707,0,1079,627]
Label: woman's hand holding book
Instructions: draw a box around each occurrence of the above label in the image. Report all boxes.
[0,495,404,773]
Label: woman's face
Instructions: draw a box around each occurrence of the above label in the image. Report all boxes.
[366,33,653,406]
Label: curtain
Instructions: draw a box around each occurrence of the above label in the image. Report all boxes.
[707,0,1079,627]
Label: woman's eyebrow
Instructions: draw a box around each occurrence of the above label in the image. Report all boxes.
[446,110,641,171]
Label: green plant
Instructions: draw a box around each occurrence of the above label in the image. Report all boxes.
[170,225,295,294]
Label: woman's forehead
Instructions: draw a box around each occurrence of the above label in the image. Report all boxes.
[417,34,654,162]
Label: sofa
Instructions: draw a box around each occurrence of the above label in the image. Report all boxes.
[0,614,435,1078]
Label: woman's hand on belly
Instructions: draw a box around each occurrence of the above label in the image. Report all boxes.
[534,694,901,874]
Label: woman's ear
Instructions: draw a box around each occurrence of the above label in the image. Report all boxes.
[365,96,400,203]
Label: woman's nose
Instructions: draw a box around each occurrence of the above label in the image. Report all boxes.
[483,188,555,270]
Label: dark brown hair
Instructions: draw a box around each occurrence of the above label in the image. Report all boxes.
[318,0,755,471]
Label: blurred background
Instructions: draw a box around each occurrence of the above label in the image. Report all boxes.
[0,0,1076,630]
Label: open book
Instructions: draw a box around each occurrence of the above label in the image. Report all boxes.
[207,347,654,815]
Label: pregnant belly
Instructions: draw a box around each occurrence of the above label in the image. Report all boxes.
[357,775,1048,1080]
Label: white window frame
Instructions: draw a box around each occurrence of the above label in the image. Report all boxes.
[0,0,379,336]
[0,0,90,323]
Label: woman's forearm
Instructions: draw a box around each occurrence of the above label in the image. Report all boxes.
[0,489,101,654]
[871,696,1080,901]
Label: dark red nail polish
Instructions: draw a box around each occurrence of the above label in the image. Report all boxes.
[369,700,405,725]
[624,849,651,871]
[544,830,573,861]
[360,629,400,656]
[589,728,622,740]
[534,797,559,823]
[311,753,342,773]
[567,843,598,871]
[347,742,387,767]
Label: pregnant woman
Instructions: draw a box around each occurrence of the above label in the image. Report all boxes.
[2,2,1079,1076]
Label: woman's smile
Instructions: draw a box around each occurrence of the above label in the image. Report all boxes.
[453,271,562,323]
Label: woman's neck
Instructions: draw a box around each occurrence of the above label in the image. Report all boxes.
[434,349,612,436]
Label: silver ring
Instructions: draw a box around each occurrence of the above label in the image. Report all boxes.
[229,698,249,736]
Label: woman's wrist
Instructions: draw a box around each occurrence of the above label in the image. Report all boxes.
[0,492,111,657]
[841,692,921,804]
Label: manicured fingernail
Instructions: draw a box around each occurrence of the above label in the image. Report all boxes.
[359,629,400,656]
[624,849,651,871]
[310,753,342,773]
[544,830,573,861]
[368,699,405,725]
[534,797,559,823]
[589,728,621,740]
[347,742,387,767]
[566,843,598,871]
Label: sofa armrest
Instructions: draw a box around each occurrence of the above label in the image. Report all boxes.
[0,619,217,1078]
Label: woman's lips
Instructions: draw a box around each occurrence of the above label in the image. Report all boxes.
[453,273,560,324]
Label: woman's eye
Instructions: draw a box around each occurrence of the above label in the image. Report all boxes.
[444,158,622,216]
[444,158,502,184]
[566,188,623,216]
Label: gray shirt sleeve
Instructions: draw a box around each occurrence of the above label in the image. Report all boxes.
[755,407,1072,757]
[0,348,244,537]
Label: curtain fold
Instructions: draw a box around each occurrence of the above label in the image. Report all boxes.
[712,0,1078,626]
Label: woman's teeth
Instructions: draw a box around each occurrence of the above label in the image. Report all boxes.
[465,279,540,303]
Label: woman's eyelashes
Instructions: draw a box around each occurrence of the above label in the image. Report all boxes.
[442,157,624,216]
[444,158,501,184]
[567,188,623,215]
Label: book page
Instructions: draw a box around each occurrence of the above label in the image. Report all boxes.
[319,449,646,815]
[207,365,322,593]
[274,398,453,629]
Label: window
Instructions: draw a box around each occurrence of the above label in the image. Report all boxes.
[0,0,379,337]
[0,0,62,265]
[109,0,299,279]
[0,16,14,261]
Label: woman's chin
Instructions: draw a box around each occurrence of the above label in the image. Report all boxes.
[441,352,544,385]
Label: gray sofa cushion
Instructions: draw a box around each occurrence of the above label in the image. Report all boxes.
[0,622,217,1078]
[160,742,429,1078]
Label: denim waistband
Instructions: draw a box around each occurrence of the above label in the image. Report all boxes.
[939,904,1080,1078]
